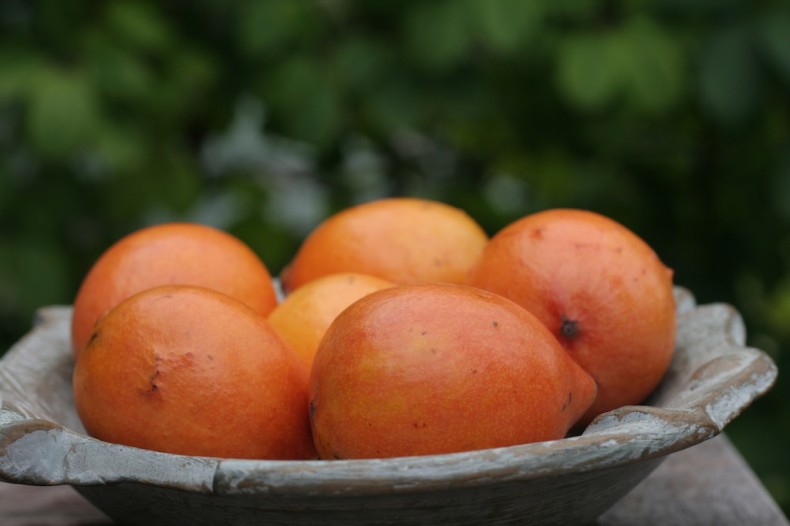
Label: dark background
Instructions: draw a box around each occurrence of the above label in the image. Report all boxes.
[1,0,788,513]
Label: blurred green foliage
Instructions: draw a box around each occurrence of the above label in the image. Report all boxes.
[1,0,789,513]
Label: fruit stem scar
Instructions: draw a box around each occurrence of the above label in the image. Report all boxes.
[560,316,579,340]
[87,330,100,347]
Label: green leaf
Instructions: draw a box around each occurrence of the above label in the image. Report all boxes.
[86,41,154,102]
[556,33,621,111]
[649,0,744,15]
[544,0,598,21]
[95,123,147,172]
[25,68,102,158]
[558,19,684,114]
[698,26,761,125]
[238,0,315,57]
[291,86,341,148]
[167,49,217,102]
[471,0,544,54]
[157,151,202,212]
[771,147,790,222]
[0,51,49,103]
[105,3,172,52]
[766,277,790,338]
[756,10,790,86]
[332,37,392,92]
[266,58,340,146]
[616,17,685,112]
[404,2,473,71]
[362,79,421,132]
[267,58,321,112]
[0,238,71,318]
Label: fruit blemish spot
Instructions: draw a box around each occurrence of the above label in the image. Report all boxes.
[560,317,580,340]
[561,392,573,412]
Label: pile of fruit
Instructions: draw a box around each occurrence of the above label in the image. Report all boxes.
[70,198,676,460]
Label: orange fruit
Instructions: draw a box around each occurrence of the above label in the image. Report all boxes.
[267,273,395,371]
[73,285,316,460]
[467,209,675,423]
[279,198,488,293]
[71,222,278,357]
[309,283,597,459]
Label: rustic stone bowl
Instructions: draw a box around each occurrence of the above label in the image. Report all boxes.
[0,288,777,526]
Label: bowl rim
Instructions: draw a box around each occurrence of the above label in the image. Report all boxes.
[0,287,778,498]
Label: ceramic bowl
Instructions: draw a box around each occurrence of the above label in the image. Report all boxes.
[0,288,777,525]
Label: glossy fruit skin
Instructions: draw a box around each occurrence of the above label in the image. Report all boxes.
[468,209,676,423]
[267,272,394,372]
[71,222,277,357]
[73,285,316,460]
[309,283,596,459]
[280,198,488,293]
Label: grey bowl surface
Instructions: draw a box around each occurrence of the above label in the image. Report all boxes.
[0,288,777,525]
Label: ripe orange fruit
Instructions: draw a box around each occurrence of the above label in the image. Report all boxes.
[468,209,676,423]
[279,198,488,293]
[73,285,316,460]
[71,222,278,357]
[267,273,394,371]
[309,283,597,459]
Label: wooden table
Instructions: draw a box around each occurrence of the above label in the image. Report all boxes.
[1,434,787,526]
